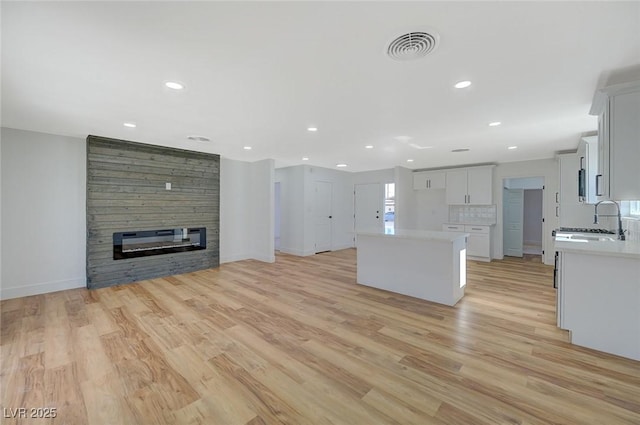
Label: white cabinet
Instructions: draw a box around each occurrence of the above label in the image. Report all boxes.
[591,82,640,201]
[557,151,599,227]
[413,171,445,190]
[576,136,598,204]
[442,224,491,261]
[445,166,493,205]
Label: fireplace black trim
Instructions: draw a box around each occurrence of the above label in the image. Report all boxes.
[113,227,206,260]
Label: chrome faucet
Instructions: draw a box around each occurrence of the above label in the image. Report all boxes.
[594,200,626,241]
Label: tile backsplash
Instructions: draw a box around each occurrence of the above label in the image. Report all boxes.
[449,205,497,225]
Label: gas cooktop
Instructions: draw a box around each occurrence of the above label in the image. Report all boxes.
[556,227,615,234]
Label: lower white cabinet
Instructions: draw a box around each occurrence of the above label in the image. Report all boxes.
[558,249,640,361]
[442,224,491,261]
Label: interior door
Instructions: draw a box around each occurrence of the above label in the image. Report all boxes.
[355,183,383,232]
[503,188,524,257]
[314,181,333,253]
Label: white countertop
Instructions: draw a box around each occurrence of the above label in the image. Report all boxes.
[356,228,468,242]
[554,237,640,259]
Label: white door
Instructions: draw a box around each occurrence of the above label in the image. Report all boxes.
[314,181,332,253]
[503,188,524,257]
[355,183,383,232]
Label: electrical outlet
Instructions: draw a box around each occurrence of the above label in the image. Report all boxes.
[165,182,171,190]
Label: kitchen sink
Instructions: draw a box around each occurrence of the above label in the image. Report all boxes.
[555,234,617,243]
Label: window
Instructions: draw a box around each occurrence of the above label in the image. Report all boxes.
[384,183,395,233]
[630,200,640,216]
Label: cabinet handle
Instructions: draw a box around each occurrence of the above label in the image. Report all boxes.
[595,174,603,196]
[580,156,585,169]
[555,192,559,203]
[427,180,430,189]
[467,194,471,204]
[555,206,559,217]
[471,228,482,231]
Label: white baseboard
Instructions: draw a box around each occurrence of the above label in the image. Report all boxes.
[332,243,355,251]
[252,253,276,263]
[221,253,276,264]
[220,253,251,264]
[1,277,86,300]
[278,247,309,256]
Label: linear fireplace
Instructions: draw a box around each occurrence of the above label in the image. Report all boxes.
[113,227,206,260]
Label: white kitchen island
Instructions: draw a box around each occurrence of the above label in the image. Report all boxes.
[356,229,468,306]
[555,237,640,361]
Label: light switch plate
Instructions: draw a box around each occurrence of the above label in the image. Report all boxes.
[165,182,171,190]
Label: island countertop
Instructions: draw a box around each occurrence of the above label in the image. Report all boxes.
[356,228,469,242]
[554,238,640,260]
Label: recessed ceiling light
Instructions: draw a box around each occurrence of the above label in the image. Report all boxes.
[307,127,318,132]
[365,145,374,149]
[407,159,414,162]
[123,122,136,128]
[187,135,210,142]
[508,146,518,150]
[165,81,184,90]
[243,146,252,150]
[336,163,347,168]
[302,157,309,161]
[454,80,472,89]
[451,148,470,152]
[489,121,502,127]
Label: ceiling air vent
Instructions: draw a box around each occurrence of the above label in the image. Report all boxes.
[387,31,439,61]
[187,135,210,142]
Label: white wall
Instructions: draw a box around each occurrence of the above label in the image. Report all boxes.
[276,165,354,256]
[1,128,86,299]
[493,158,559,265]
[275,166,306,255]
[415,190,449,231]
[353,168,394,185]
[394,166,417,230]
[220,158,275,263]
[303,165,354,254]
[505,177,545,190]
[250,159,275,262]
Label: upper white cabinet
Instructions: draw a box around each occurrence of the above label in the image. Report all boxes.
[413,171,446,190]
[590,81,640,201]
[445,166,493,205]
[576,136,598,204]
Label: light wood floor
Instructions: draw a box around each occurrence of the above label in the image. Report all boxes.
[2,249,639,424]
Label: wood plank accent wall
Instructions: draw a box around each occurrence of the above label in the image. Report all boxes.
[86,135,220,289]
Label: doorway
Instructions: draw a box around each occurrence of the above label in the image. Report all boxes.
[502,177,544,258]
[314,181,333,253]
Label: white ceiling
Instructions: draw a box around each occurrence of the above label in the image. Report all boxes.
[2,1,639,172]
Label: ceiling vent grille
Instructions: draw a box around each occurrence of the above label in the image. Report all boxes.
[187,135,210,142]
[387,31,439,61]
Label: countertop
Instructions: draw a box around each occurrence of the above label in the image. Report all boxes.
[356,228,468,242]
[554,238,640,260]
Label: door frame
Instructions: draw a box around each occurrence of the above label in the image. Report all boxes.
[500,176,546,261]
